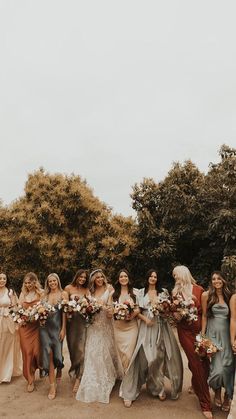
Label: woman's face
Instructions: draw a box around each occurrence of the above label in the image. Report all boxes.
[76,272,87,287]
[94,272,104,288]
[48,276,59,291]
[211,273,223,290]
[0,274,7,288]
[172,270,178,282]
[148,271,157,286]
[118,271,129,286]
[24,277,34,292]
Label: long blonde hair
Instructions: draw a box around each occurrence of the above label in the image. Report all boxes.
[22,272,42,297]
[44,273,63,295]
[172,265,196,301]
[89,269,108,294]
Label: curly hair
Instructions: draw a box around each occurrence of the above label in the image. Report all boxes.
[172,265,196,302]
[21,272,42,297]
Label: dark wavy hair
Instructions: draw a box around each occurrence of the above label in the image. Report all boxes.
[113,269,136,302]
[70,269,89,288]
[207,271,232,317]
[144,269,160,295]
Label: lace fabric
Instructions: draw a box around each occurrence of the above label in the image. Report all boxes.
[76,289,120,403]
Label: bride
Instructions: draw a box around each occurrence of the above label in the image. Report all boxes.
[76,269,121,403]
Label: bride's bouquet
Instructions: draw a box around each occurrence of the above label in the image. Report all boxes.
[170,293,198,324]
[113,300,135,320]
[195,334,222,359]
[65,296,102,325]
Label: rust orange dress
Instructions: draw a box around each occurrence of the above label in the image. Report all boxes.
[176,284,212,413]
[19,299,40,384]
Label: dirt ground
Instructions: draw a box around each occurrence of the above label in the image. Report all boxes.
[0,343,229,419]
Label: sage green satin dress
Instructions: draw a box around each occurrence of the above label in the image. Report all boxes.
[119,289,183,401]
[206,303,235,398]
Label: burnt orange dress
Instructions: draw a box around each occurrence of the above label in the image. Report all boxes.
[19,299,40,384]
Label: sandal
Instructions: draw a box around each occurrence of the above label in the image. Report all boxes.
[27,382,35,393]
[48,383,56,400]
[202,412,213,419]
[124,400,132,407]
[222,398,231,412]
[159,391,167,401]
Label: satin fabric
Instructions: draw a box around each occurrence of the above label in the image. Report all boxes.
[177,284,212,412]
[0,290,22,383]
[19,299,40,383]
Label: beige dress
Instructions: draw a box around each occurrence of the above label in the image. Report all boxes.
[113,294,138,373]
[0,289,22,383]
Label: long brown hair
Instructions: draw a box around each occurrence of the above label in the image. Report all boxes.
[144,269,160,295]
[113,269,136,302]
[207,271,232,317]
[70,269,89,288]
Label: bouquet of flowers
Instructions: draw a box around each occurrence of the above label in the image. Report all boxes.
[76,296,102,325]
[60,298,79,320]
[149,289,172,318]
[113,300,135,320]
[170,293,198,324]
[33,302,56,326]
[195,334,222,358]
[10,305,35,326]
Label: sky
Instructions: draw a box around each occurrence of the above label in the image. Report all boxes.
[0,1,236,216]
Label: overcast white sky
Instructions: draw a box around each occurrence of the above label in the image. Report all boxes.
[0,1,236,215]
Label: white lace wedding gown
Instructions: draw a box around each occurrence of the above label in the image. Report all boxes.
[76,289,120,403]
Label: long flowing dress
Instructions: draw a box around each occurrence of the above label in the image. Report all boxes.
[113,294,139,401]
[0,290,22,383]
[76,289,120,403]
[228,370,236,419]
[113,294,138,374]
[39,303,64,376]
[66,293,87,379]
[176,284,211,412]
[122,289,183,401]
[19,298,40,384]
[206,303,235,398]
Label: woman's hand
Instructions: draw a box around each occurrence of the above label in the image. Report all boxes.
[145,318,154,327]
[173,312,182,322]
[106,305,114,319]
[59,328,66,341]
[107,284,115,296]
[231,340,236,354]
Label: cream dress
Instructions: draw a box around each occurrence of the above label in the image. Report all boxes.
[76,289,120,403]
[0,289,22,383]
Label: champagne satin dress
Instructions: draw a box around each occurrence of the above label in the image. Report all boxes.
[0,289,22,383]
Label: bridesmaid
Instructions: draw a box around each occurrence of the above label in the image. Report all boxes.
[201,271,234,412]
[19,272,43,392]
[39,273,68,400]
[172,265,212,419]
[112,269,139,407]
[64,269,90,393]
[228,293,236,419]
[0,272,22,383]
[76,269,120,403]
[126,269,183,402]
